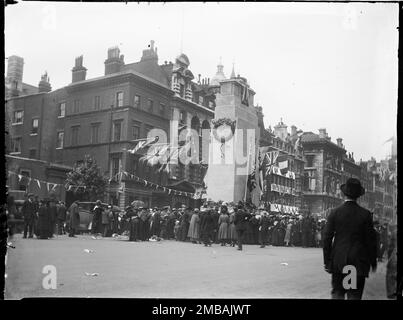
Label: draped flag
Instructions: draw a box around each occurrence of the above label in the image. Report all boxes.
[264,151,279,176]
[258,150,264,196]
[247,168,257,192]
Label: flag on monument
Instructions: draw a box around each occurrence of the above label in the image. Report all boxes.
[247,168,257,192]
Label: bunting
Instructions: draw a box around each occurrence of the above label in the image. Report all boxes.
[114,170,199,199]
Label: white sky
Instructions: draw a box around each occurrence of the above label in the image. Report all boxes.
[5,2,398,161]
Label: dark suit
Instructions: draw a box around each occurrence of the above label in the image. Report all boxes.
[323,201,377,300]
[259,216,270,247]
[200,212,215,245]
[234,210,252,250]
[22,199,36,238]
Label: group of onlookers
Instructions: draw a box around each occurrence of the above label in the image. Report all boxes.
[120,202,328,250]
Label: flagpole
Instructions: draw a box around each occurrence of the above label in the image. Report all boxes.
[244,140,252,202]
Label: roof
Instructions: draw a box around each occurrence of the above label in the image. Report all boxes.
[66,68,171,91]
[123,60,171,87]
[300,132,345,152]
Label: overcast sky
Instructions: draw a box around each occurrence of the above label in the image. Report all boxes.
[5,2,398,162]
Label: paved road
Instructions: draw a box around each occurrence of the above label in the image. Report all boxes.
[5,234,387,299]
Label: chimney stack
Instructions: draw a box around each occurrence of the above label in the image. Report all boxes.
[72,55,87,83]
[336,138,343,148]
[104,46,124,75]
[38,71,52,93]
[318,128,327,139]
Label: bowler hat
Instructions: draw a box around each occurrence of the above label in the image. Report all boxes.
[28,193,34,197]
[340,178,365,199]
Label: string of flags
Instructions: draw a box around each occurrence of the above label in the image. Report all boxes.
[7,170,90,193]
[113,170,205,200]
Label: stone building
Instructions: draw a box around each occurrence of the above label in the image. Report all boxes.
[257,115,305,214]
[300,128,346,216]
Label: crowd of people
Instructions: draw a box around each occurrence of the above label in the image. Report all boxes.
[120,202,328,250]
[6,193,392,259]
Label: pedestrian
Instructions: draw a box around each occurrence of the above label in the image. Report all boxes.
[22,193,36,238]
[129,207,140,242]
[323,178,377,300]
[228,207,237,247]
[200,208,215,247]
[211,207,220,244]
[174,220,180,241]
[188,208,200,243]
[217,205,229,246]
[234,204,252,251]
[68,200,80,237]
[102,205,111,237]
[259,211,270,248]
[150,208,161,237]
[48,200,57,238]
[284,218,292,247]
[57,201,67,235]
[92,200,103,236]
[386,223,398,299]
[37,199,51,239]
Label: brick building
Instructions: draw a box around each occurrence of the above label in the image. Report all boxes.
[5,42,218,207]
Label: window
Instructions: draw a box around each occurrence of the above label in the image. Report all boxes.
[59,102,66,117]
[29,149,36,159]
[134,95,141,108]
[19,170,30,192]
[13,110,24,124]
[199,96,204,105]
[73,100,80,113]
[113,121,122,142]
[111,157,121,177]
[11,137,21,153]
[306,155,314,167]
[71,126,79,146]
[180,84,185,98]
[57,131,64,149]
[209,101,214,109]
[148,99,154,112]
[31,118,39,135]
[116,91,123,107]
[179,110,186,125]
[159,103,165,116]
[132,123,140,140]
[94,96,100,110]
[91,123,100,144]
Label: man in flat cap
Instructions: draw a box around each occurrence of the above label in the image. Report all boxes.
[323,178,377,300]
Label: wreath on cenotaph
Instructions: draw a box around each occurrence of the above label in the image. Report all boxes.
[211,118,237,142]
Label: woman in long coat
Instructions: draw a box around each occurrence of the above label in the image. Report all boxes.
[37,200,51,239]
[228,209,237,247]
[217,206,230,246]
[188,209,200,243]
[284,219,292,246]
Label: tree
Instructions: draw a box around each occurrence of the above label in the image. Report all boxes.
[65,155,107,202]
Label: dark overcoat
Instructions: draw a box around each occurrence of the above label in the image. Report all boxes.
[323,201,377,277]
[200,211,215,236]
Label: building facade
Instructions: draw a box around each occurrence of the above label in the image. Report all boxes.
[5,42,218,208]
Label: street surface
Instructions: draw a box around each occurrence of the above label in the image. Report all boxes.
[5,234,387,299]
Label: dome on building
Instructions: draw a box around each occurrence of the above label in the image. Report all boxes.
[210,58,226,86]
[175,53,190,67]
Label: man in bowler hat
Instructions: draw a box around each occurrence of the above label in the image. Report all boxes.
[323,178,377,300]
